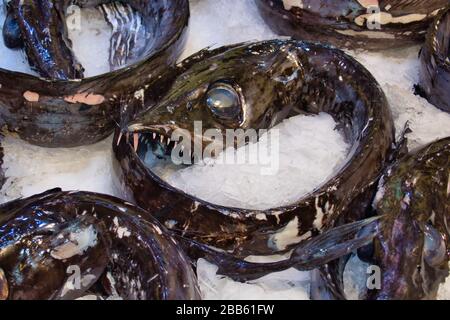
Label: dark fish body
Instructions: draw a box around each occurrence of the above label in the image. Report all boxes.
[314,138,450,300]
[6,0,85,80]
[416,6,450,113]
[0,189,200,300]
[0,137,4,191]
[255,0,449,50]
[113,39,395,258]
[367,138,450,300]
[0,0,189,147]
[3,0,154,80]
[2,5,21,49]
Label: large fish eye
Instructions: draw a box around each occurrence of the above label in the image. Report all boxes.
[423,224,447,267]
[205,82,242,120]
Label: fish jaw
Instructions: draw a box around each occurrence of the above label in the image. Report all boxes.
[123,41,308,161]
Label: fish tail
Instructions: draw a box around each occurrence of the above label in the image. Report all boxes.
[177,216,383,282]
[290,216,383,269]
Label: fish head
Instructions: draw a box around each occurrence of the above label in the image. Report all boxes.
[125,41,306,162]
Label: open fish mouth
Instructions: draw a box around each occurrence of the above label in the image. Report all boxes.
[130,131,181,161]
[127,129,215,166]
[113,39,395,258]
[123,122,180,159]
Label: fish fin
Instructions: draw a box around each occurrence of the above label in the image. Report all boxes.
[176,216,383,282]
[289,216,383,269]
[391,122,410,161]
[310,267,345,300]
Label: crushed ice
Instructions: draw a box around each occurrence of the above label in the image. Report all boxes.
[159,113,349,210]
[0,0,448,300]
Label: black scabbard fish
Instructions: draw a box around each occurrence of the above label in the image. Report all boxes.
[255,0,449,50]
[416,6,450,113]
[3,0,159,79]
[0,0,189,147]
[313,138,450,300]
[368,137,450,300]
[0,189,200,300]
[113,39,395,259]
[4,0,85,80]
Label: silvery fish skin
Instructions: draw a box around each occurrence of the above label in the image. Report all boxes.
[314,138,450,300]
[255,0,450,50]
[0,0,189,147]
[0,189,200,300]
[416,6,450,113]
[113,39,395,258]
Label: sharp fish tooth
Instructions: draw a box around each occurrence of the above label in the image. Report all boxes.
[160,135,164,143]
[117,131,123,146]
[153,132,156,139]
[133,133,139,152]
[167,137,171,144]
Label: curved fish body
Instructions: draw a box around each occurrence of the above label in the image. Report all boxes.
[4,0,85,80]
[113,39,395,258]
[367,138,450,300]
[416,6,450,113]
[0,137,4,190]
[0,0,189,147]
[255,0,449,50]
[4,0,152,80]
[0,189,200,300]
[313,138,450,300]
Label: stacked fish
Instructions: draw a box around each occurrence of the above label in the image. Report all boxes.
[0,0,449,300]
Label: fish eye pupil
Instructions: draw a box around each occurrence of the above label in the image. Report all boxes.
[206,84,241,119]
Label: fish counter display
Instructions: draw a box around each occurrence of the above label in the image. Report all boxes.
[0,0,189,147]
[0,0,450,300]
